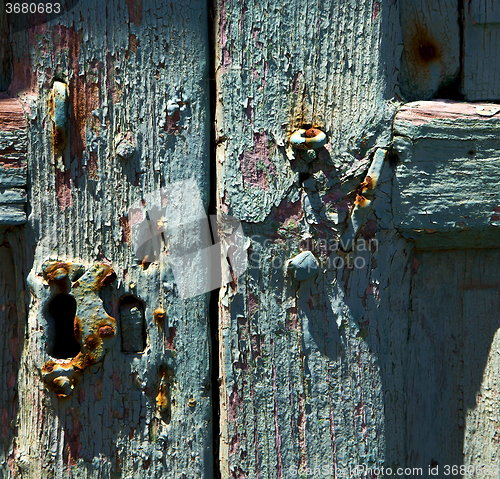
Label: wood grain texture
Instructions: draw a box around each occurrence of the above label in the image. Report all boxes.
[408,249,500,476]
[0,9,11,91]
[0,98,27,225]
[393,100,500,249]
[2,1,213,477]
[462,0,500,101]
[215,0,406,476]
[398,0,460,101]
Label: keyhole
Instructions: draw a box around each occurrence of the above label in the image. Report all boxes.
[49,293,80,359]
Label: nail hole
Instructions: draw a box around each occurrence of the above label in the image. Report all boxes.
[48,293,80,359]
[120,295,146,353]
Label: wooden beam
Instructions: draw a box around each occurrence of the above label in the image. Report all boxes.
[393,100,500,248]
[0,97,27,225]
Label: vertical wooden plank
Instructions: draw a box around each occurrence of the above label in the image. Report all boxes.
[398,0,460,101]
[0,8,11,91]
[3,1,213,477]
[462,0,500,100]
[215,0,405,476]
[408,249,500,475]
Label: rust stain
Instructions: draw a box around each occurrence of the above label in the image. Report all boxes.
[64,411,82,465]
[355,194,369,207]
[98,325,114,338]
[154,308,166,325]
[41,263,117,398]
[304,127,321,138]
[87,151,98,179]
[156,368,173,415]
[129,34,138,54]
[410,29,441,65]
[84,334,100,350]
[120,216,131,244]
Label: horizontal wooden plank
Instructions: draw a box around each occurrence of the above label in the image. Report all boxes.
[0,204,26,225]
[0,187,26,204]
[0,166,27,186]
[395,100,500,126]
[0,112,28,169]
[0,97,26,131]
[462,0,500,100]
[393,101,500,248]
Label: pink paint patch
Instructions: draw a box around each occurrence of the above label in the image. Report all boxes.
[272,198,302,225]
[372,1,381,22]
[165,327,176,350]
[219,1,232,73]
[55,169,72,211]
[240,132,275,190]
[287,306,298,330]
[251,67,260,81]
[221,48,232,74]
[128,208,144,227]
[229,433,241,455]
[228,385,242,422]
[248,293,258,318]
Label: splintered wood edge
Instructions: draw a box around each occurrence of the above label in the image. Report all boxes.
[0,97,26,131]
[395,100,500,126]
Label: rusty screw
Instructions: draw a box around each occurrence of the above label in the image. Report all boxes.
[290,128,327,151]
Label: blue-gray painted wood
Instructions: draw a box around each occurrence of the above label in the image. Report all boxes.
[393,100,500,249]
[462,0,500,100]
[399,0,460,101]
[408,249,500,474]
[215,0,405,476]
[2,1,213,477]
[0,98,27,225]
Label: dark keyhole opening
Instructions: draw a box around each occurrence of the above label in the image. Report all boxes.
[120,295,146,353]
[49,293,80,359]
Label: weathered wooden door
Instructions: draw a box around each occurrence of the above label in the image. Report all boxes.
[214,0,500,478]
[1,1,214,477]
[2,0,500,478]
